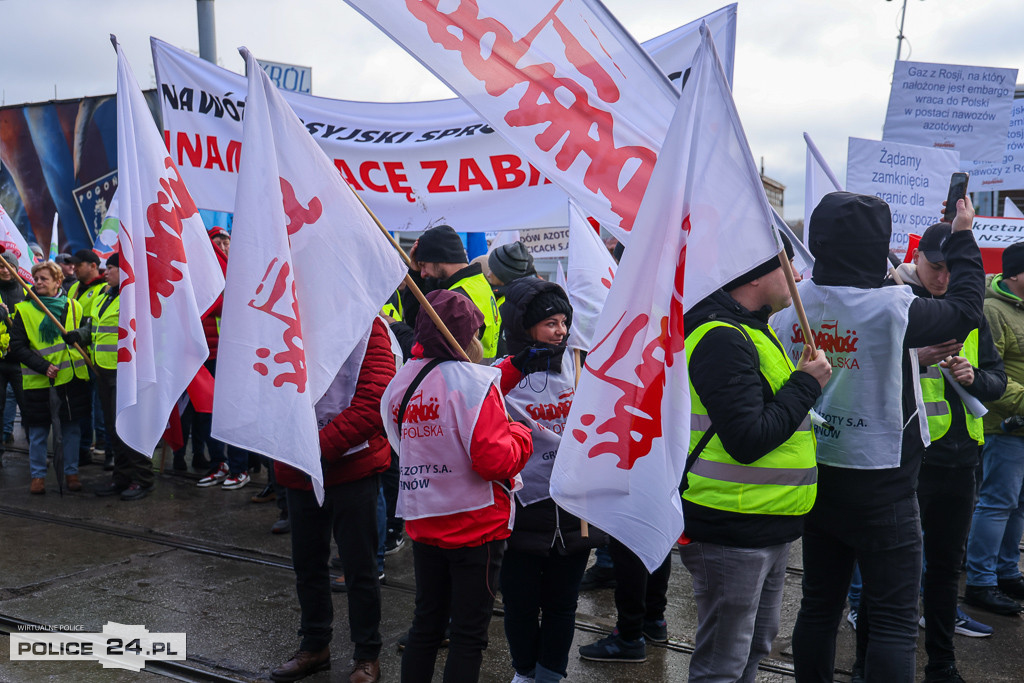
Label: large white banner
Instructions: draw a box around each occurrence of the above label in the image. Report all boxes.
[153,5,737,233]
[968,99,1024,192]
[846,137,960,258]
[883,60,1017,164]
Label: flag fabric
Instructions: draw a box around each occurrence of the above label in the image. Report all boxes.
[803,132,844,250]
[112,36,225,456]
[489,229,521,252]
[94,191,121,262]
[565,201,617,353]
[550,24,780,571]
[212,48,408,502]
[1005,197,1024,219]
[343,0,679,237]
[48,213,59,262]
[773,207,814,275]
[0,203,36,283]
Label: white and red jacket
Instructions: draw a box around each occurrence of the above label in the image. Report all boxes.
[382,354,532,549]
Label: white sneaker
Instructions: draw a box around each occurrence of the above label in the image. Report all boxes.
[196,463,229,487]
[511,674,535,683]
[222,472,250,490]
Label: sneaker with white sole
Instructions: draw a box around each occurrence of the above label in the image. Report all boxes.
[197,463,229,487]
[222,472,250,490]
[847,608,858,631]
[510,673,535,683]
[954,607,993,637]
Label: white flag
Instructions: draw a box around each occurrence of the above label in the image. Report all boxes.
[803,132,843,251]
[1005,197,1024,219]
[212,48,408,502]
[113,36,225,456]
[555,260,568,294]
[343,0,678,237]
[0,203,37,283]
[550,24,780,571]
[565,201,617,353]
[48,214,59,262]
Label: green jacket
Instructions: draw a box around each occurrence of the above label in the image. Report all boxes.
[983,273,1024,432]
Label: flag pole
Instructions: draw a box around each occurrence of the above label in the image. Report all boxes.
[779,253,816,354]
[572,348,590,538]
[350,191,472,363]
[0,253,98,372]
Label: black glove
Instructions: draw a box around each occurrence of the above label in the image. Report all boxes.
[511,346,558,375]
[62,329,83,347]
[1002,415,1024,433]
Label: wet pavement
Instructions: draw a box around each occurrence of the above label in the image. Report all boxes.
[1,436,1023,682]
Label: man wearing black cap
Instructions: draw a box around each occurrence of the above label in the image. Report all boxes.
[67,253,155,501]
[54,253,76,294]
[781,194,985,683]
[404,225,501,358]
[659,234,829,679]
[964,240,1024,622]
[880,222,1005,680]
[68,249,108,468]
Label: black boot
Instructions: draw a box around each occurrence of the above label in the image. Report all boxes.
[78,448,93,467]
[172,451,188,471]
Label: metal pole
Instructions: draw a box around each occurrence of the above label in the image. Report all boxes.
[892,0,909,62]
[196,0,217,64]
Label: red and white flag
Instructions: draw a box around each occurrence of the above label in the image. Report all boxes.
[0,202,36,283]
[212,48,407,501]
[343,0,678,236]
[550,25,780,571]
[565,201,617,353]
[112,37,224,456]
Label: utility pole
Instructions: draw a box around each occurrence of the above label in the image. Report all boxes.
[893,0,908,62]
[196,0,217,64]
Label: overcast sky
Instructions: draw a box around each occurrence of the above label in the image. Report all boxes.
[3,0,1023,221]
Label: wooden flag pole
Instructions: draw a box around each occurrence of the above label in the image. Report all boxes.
[572,348,590,538]
[0,255,98,373]
[779,253,815,355]
[351,191,472,363]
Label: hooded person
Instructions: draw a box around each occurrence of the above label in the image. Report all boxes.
[872,222,1006,675]
[492,278,605,682]
[381,289,532,683]
[778,192,986,683]
[404,225,502,358]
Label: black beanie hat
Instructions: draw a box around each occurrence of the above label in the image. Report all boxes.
[488,241,536,284]
[1003,242,1024,278]
[723,232,794,292]
[105,252,120,269]
[417,225,467,264]
[523,289,573,330]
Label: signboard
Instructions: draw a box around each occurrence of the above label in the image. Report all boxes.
[256,59,312,94]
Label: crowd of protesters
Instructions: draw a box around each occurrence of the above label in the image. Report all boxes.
[5,191,1024,683]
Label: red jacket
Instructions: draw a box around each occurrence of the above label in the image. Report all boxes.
[404,382,533,550]
[202,241,228,360]
[276,318,396,490]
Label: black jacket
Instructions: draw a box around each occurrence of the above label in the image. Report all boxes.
[0,278,25,366]
[884,266,1005,468]
[808,192,985,508]
[682,289,822,548]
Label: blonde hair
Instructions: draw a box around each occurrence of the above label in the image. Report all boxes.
[466,337,484,364]
[31,261,63,284]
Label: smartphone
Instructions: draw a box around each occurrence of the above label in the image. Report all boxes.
[943,172,969,223]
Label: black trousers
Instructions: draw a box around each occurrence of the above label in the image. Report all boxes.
[96,368,153,488]
[609,536,672,641]
[918,463,977,673]
[402,539,504,683]
[287,476,382,660]
[0,360,23,444]
[501,546,589,677]
[382,448,402,534]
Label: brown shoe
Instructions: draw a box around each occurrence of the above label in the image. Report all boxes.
[66,475,82,492]
[349,659,380,683]
[269,647,329,682]
[30,478,45,494]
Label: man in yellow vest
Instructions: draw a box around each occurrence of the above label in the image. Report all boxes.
[67,253,156,502]
[678,235,830,682]
[879,222,1005,680]
[404,225,501,358]
[68,249,107,468]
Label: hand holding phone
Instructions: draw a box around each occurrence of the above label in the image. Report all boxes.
[943,172,969,223]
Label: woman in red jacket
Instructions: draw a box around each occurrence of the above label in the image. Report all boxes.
[381,290,532,683]
[270,316,396,683]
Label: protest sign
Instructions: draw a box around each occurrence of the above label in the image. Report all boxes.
[846,137,960,258]
[883,60,1017,164]
[968,99,1024,192]
[520,227,569,259]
